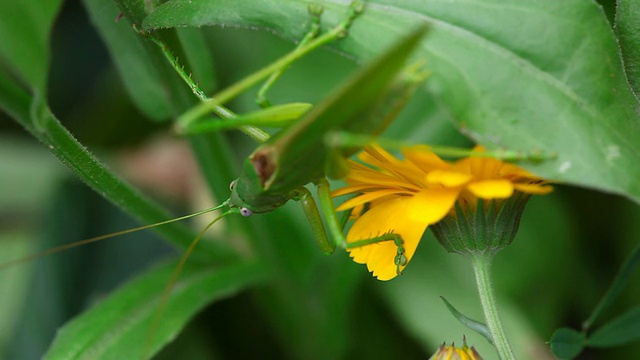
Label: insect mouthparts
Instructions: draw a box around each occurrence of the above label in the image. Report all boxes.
[251,148,277,187]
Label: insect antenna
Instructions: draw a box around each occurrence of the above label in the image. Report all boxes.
[142,207,237,359]
[0,202,230,271]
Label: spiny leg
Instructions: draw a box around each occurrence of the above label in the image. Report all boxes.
[180,103,311,135]
[254,0,367,106]
[293,187,334,255]
[256,0,366,109]
[300,178,407,274]
[175,1,366,134]
[256,4,323,108]
[141,31,270,143]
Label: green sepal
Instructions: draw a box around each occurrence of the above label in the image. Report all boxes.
[431,194,532,255]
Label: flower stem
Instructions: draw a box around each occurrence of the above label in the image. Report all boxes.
[471,253,516,360]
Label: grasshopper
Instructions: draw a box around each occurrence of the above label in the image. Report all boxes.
[177,27,428,271]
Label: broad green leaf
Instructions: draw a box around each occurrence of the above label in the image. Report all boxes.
[616,0,640,99]
[144,0,640,204]
[0,66,32,125]
[549,327,586,359]
[588,306,640,347]
[44,260,267,360]
[0,0,63,93]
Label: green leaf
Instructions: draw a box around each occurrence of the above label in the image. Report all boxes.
[0,0,63,93]
[144,0,640,204]
[549,327,586,359]
[82,0,174,120]
[44,260,267,360]
[588,306,640,348]
[583,242,640,330]
[440,296,493,345]
[0,65,32,123]
[616,0,640,99]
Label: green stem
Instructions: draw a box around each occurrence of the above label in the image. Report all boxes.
[471,253,515,360]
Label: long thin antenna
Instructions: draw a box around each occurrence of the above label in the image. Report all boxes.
[141,209,236,359]
[0,202,229,271]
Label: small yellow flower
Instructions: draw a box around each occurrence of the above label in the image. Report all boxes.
[332,144,551,280]
[429,340,483,360]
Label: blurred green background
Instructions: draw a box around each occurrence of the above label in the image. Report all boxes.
[1,0,639,359]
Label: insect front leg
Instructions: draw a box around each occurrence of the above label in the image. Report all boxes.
[177,103,312,136]
[176,0,366,139]
[293,187,334,255]
[256,4,323,108]
[315,178,408,276]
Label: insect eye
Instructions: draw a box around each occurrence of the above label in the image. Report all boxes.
[240,207,253,217]
[229,180,236,191]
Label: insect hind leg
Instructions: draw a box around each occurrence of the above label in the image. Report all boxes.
[256,1,366,108]
[346,232,407,276]
[314,178,408,276]
[256,4,323,108]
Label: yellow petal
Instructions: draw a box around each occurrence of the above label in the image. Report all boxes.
[500,162,538,178]
[403,145,450,170]
[471,157,503,179]
[357,146,401,171]
[467,179,514,198]
[347,170,421,191]
[346,188,459,280]
[336,189,412,211]
[454,152,504,180]
[426,169,473,187]
[331,184,384,198]
[359,146,427,187]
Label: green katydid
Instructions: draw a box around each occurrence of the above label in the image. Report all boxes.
[179,24,430,268]
[125,24,430,358]
[121,11,428,359]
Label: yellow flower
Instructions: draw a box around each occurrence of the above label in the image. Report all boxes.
[429,340,484,360]
[332,144,551,280]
